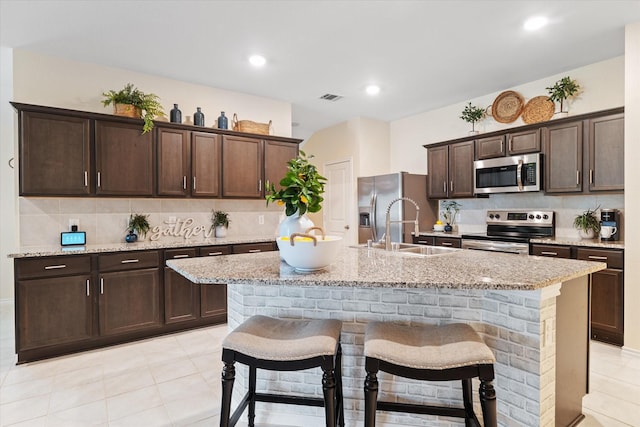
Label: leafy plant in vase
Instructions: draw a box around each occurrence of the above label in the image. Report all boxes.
[265,150,327,237]
[573,207,600,239]
[126,213,150,243]
[546,76,580,117]
[212,210,230,238]
[102,83,165,133]
[460,102,486,135]
[441,201,461,232]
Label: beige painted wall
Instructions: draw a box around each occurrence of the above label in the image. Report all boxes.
[624,23,640,354]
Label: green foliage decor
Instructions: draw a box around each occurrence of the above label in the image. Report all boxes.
[546,76,580,113]
[459,102,486,131]
[212,210,230,228]
[441,200,462,225]
[265,150,327,216]
[102,83,165,133]
[127,213,151,237]
[573,206,600,234]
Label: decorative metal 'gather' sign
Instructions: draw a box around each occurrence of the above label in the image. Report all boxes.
[148,218,214,241]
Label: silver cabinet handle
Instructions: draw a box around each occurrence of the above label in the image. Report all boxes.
[172,254,189,259]
[44,264,66,270]
[208,251,223,256]
[509,137,513,152]
[443,181,446,193]
[97,172,101,188]
[86,279,90,296]
[121,259,139,264]
[258,179,262,192]
[576,170,580,185]
[501,140,504,153]
[541,251,558,256]
[417,240,430,244]
[192,176,196,190]
[441,242,453,246]
[450,181,454,192]
[248,249,261,253]
[589,169,594,184]
[100,277,104,294]
[588,255,608,261]
[84,171,88,187]
[183,176,187,190]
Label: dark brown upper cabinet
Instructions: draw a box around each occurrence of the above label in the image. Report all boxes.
[191,132,222,197]
[264,140,299,191]
[95,120,154,196]
[544,121,583,193]
[587,113,624,192]
[222,135,264,198]
[475,129,540,160]
[19,111,92,196]
[427,141,474,199]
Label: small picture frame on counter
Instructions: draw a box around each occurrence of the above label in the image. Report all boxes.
[60,231,86,246]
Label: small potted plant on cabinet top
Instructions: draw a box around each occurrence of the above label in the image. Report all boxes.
[573,207,600,239]
[212,210,230,238]
[460,102,486,135]
[126,213,151,242]
[102,83,165,133]
[546,76,580,117]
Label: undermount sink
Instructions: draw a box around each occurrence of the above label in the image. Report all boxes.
[352,243,461,256]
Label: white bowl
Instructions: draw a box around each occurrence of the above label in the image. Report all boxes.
[276,234,343,271]
[434,224,445,232]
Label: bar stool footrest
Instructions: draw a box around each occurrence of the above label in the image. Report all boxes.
[255,393,326,407]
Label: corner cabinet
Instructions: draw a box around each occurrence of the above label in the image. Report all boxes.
[427,141,474,199]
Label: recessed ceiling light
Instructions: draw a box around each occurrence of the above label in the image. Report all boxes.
[524,16,548,31]
[366,85,380,96]
[249,55,266,67]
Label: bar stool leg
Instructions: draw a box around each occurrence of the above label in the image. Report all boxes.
[321,364,337,427]
[461,378,475,427]
[334,344,345,427]
[220,361,236,427]
[480,379,497,427]
[248,366,257,427]
[364,368,379,427]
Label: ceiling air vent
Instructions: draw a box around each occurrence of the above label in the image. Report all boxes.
[319,93,343,102]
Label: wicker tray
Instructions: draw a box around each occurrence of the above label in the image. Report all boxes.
[521,96,555,124]
[490,91,524,123]
[232,113,272,135]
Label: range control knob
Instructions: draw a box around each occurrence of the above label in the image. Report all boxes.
[529,214,534,220]
[494,214,500,219]
[543,214,549,220]
[536,214,542,220]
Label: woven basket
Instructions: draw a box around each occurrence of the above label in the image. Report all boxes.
[489,91,524,123]
[232,113,272,135]
[521,96,555,124]
[114,103,142,118]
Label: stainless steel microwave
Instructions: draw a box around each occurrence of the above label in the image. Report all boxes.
[474,153,542,194]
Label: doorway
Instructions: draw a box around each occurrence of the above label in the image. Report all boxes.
[323,158,354,245]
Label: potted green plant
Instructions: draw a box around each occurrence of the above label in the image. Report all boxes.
[126,213,151,242]
[546,76,580,115]
[573,207,600,239]
[460,102,486,134]
[441,201,461,232]
[212,210,230,238]
[102,83,165,133]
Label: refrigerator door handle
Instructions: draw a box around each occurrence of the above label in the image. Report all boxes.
[370,192,378,242]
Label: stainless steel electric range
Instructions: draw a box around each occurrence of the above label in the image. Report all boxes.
[461,210,555,255]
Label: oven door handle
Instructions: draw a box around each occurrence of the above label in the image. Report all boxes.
[517,159,524,191]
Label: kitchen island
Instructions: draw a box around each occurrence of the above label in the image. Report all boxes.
[168,247,605,427]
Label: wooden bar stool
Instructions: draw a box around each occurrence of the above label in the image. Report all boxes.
[220,315,344,427]
[364,321,497,427]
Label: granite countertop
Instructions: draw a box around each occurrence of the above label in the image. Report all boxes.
[530,237,624,250]
[8,235,276,258]
[415,231,462,238]
[167,246,605,291]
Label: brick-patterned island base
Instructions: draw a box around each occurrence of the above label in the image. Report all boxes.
[167,248,602,426]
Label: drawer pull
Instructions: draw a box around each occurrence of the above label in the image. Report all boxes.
[248,249,261,253]
[588,255,608,261]
[541,251,558,256]
[208,251,223,256]
[86,279,90,296]
[44,264,66,270]
[172,254,190,259]
[120,259,139,264]
[441,242,453,246]
[418,240,429,244]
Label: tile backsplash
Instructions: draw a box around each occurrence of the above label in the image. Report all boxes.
[19,197,284,247]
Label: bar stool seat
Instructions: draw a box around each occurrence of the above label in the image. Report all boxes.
[220,315,344,427]
[364,321,497,427]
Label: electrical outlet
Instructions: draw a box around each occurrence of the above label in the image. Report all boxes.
[69,218,79,231]
[258,215,264,225]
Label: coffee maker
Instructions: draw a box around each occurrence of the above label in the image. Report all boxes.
[600,209,619,241]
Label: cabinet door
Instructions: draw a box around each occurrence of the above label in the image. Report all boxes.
[99,268,162,336]
[95,121,154,196]
[264,141,299,191]
[232,242,276,254]
[17,275,93,350]
[543,121,583,193]
[427,145,449,199]
[412,235,434,245]
[590,268,624,346]
[508,129,540,155]
[222,135,263,198]
[475,135,505,159]
[164,249,199,324]
[197,246,231,319]
[192,132,221,197]
[529,244,571,258]
[434,237,461,248]
[157,127,189,196]
[448,141,474,198]
[587,114,624,192]
[20,112,91,196]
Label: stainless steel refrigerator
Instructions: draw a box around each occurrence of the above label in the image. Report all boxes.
[357,172,437,244]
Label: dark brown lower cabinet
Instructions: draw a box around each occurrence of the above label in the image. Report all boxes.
[164,249,199,324]
[197,246,232,319]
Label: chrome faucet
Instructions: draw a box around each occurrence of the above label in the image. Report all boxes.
[385,197,420,251]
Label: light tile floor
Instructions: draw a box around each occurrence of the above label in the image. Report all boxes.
[1,300,638,426]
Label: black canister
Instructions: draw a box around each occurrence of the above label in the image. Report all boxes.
[600,209,619,241]
[170,104,182,123]
[217,111,228,129]
[194,107,205,126]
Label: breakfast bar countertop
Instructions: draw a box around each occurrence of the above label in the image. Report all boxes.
[167,245,605,291]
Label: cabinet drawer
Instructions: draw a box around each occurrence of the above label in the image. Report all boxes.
[530,244,572,258]
[434,237,461,248]
[232,242,275,254]
[412,236,434,246]
[576,248,623,269]
[16,255,91,279]
[198,245,232,257]
[99,251,159,272]
[165,248,197,260]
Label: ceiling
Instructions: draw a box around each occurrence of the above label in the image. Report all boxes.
[1,1,639,140]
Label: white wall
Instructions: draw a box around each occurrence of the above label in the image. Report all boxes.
[624,23,640,353]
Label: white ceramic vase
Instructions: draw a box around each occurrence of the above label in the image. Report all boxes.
[578,229,595,240]
[278,211,314,238]
[215,225,227,238]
